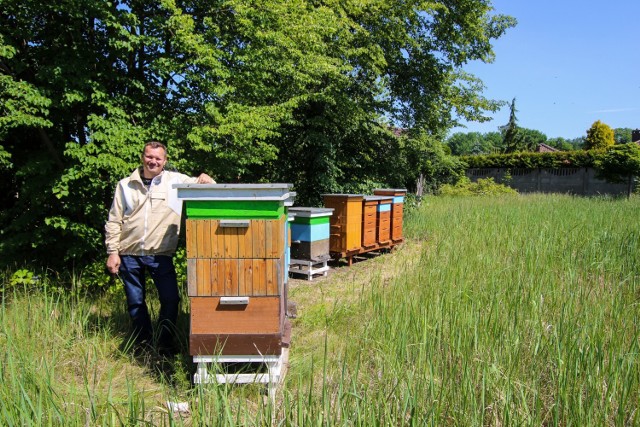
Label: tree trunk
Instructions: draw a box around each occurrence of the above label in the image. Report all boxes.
[38,128,64,170]
[416,173,425,197]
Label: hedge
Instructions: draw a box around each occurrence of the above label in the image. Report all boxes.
[460,144,640,184]
[460,150,604,169]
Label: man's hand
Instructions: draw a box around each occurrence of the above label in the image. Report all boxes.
[196,173,215,184]
[106,253,121,274]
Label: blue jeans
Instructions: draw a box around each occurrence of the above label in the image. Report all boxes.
[118,255,180,349]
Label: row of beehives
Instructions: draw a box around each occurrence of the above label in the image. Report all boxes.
[173,184,406,361]
[289,189,407,268]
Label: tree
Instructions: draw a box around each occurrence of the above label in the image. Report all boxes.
[568,137,585,150]
[446,131,504,155]
[0,0,516,270]
[614,128,633,144]
[546,137,577,151]
[518,128,547,151]
[484,132,505,153]
[403,130,466,195]
[500,98,521,152]
[447,132,483,155]
[584,120,615,150]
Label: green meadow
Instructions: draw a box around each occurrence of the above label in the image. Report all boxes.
[2,193,639,425]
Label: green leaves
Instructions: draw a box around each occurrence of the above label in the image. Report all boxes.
[594,143,640,184]
[462,150,597,169]
[584,120,615,150]
[439,176,517,196]
[0,74,52,142]
[462,143,640,187]
[0,0,516,269]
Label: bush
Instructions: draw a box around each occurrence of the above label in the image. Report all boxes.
[594,143,640,184]
[461,150,601,169]
[438,177,517,197]
[461,145,640,185]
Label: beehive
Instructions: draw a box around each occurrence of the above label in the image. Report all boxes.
[175,183,294,356]
[288,207,334,261]
[361,196,379,248]
[363,195,392,247]
[322,194,364,263]
[373,188,407,243]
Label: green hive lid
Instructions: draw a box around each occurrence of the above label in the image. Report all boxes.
[174,183,294,202]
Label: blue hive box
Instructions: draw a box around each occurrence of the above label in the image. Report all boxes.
[288,207,334,262]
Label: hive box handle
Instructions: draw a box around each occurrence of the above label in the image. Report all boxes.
[219,220,250,228]
[220,296,250,305]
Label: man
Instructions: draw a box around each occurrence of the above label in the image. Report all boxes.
[105,141,214,355]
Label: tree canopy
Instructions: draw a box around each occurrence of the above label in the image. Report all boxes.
[446,131,502,155]
[0,0,516,269]
[614,128,633,144]
[584,120,615,151]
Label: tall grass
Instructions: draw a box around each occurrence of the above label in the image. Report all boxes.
[2,193,639,425]
[283,194,640,425]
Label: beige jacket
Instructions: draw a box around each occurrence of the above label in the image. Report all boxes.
[105,167,197,256]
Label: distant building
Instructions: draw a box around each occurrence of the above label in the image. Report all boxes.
[632,129,640,143]
[536,143,559,153]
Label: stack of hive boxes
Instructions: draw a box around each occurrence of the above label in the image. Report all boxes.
[322,194,364,265]
[362,195,393,249]
[373,189,407,244]
[174,184,295,360]
[288,207,334,280]
[361,196,379,249]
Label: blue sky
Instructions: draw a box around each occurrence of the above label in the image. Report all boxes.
[452,0,640,140]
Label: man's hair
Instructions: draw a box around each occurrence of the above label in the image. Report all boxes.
[143,141,168,156]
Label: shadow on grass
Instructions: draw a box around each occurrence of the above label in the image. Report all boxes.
[84,294,197,388]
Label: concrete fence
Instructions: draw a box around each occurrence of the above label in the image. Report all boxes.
[466,167,633,196]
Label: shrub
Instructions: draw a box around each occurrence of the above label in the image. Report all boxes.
[438,177,517,196]
[461,150,601,169]
[460,145,640,185]
[594,143,640,183]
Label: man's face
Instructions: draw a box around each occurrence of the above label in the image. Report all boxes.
[142,146,167,178]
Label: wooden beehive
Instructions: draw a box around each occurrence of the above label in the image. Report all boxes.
[374,195,393,246]
[362,195,393,248]
[322,194,364,263]
[361,196,379,248]
[288,207,334,261]
[175,184,295,356]
[373,188,407,244]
